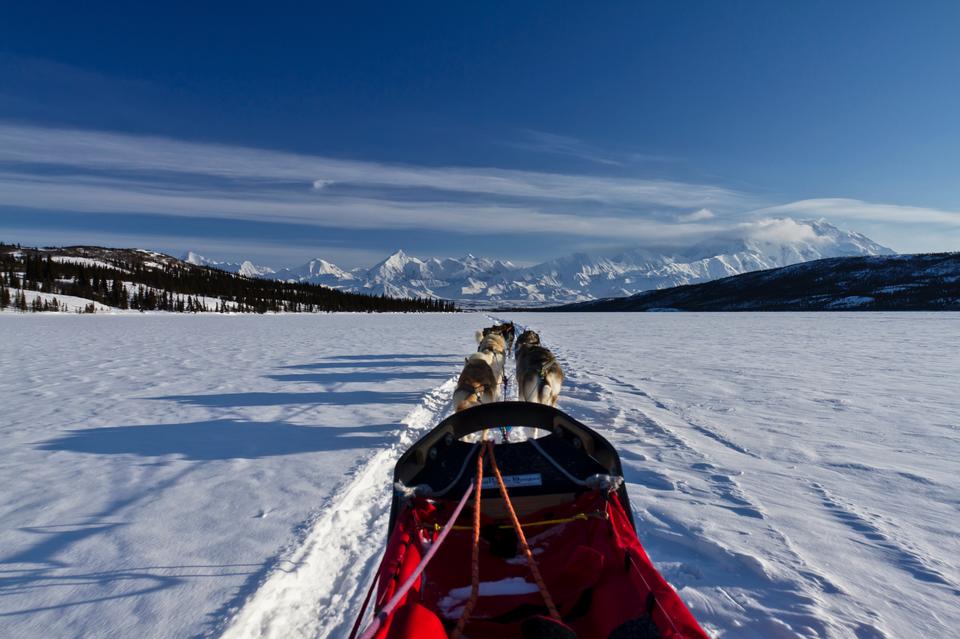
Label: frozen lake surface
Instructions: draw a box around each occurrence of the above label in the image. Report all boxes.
[1,313,958,638]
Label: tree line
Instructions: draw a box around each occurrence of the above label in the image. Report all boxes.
[0,243,457,314]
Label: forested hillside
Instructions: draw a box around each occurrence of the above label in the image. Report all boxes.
[0,243,455,313]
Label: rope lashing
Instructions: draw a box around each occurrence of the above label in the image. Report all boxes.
[450,441,487,639]
[485,440,562,621]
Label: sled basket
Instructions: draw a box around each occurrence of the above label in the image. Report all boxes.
[360,402,709,639]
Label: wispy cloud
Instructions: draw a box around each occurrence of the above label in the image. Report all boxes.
[0,122,753,245]
[0,123,739,209]
[505,129,623,166]
[756,198,960,226]
[503,129,673,167]
[0,169,729,243]
[677,208,715,222]
[4,123,956,257]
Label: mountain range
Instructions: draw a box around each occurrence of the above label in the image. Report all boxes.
[553,252,960,312]
[184,218,895,307]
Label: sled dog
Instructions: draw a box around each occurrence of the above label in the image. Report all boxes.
[476,322,516,352]
[515,342,564,407]
[515,329,541,353]
[476,333,507,380]
[453,354,502,412]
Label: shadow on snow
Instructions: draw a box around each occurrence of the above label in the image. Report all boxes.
[12,352,457,623]
[149,390,425,408]
[277,358,455,370]
[266,371,450,384]
[321,353,460,361]
[36,420,399,460]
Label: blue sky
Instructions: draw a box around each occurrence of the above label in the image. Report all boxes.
[1,1,959,267]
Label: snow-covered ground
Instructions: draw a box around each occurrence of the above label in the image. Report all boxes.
[7,288,115,312]
[1,313,957,638]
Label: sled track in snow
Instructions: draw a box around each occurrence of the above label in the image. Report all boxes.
[215,377,458,639]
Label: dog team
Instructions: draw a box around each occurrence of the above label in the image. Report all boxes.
[453,321,565,413]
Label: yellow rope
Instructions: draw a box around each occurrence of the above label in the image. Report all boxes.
[440,512,591,532]
[450,444,486,639]
[485,441,561,621]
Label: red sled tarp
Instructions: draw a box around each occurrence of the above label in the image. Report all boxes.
[368,489,708,639]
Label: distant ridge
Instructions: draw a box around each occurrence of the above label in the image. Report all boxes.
[548,253,960,312]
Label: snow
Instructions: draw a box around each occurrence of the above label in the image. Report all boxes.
[6,287,115,312]
[446,577,540,599]
[1,312,958,639]
[182,252,276,278]
[437,577,540,618]
[50,256,124,271]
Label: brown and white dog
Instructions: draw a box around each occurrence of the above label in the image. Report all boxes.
[476,322,516,353]
[476,332,507,381]
[515,334,564,407]
[453,353,502,412]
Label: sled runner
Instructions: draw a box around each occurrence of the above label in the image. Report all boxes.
[351,402,709,639]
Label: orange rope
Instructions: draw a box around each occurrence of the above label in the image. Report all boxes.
[485,441,562,621]
[451,443,486,639]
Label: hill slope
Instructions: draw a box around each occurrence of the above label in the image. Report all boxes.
[553,253,960,312]
[0,243,454,313]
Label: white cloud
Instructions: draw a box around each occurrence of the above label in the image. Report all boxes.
[739,218,822,244]
[756,198,960,227]
[677,208,715,222]
[311,179,334,190]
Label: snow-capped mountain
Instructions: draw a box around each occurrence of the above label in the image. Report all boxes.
[561,252,960,312]
[273,258,357,288]
[182,251,276,278]
[358,251,518,300]
[198,218,895,306]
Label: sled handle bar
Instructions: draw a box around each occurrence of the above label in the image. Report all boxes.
[417,401,595,459]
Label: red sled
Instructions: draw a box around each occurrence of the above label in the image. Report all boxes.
[351,402,710,639]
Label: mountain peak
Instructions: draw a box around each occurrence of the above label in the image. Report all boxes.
[307,258,351,277]
[182,251,275,277]
[182,251,208,265]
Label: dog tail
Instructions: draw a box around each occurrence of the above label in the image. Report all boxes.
[538,356,562,405]
[475,330,484,343]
